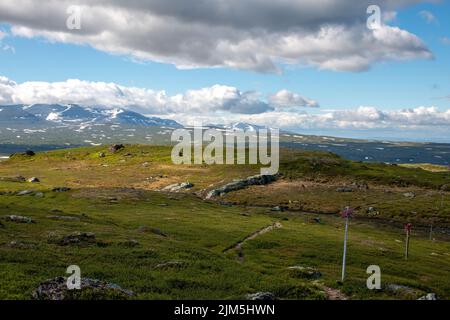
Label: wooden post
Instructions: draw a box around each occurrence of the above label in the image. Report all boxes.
[405,223,412,260]
[429,225,433,241]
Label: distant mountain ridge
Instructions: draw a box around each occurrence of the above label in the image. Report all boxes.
[0,104,182,128]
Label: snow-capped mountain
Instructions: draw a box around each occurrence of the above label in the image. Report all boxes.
[0,104,182,128]
[206,122,269,132]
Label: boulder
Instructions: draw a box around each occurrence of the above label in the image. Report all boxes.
[16,190,34,196]
[4,215,34,223]
[32,277,134,300]
[6,240,35,249]
[403,192,416,198]
[23,150,36,156]
[313,217,322,223]
[98,152,106,158]
[108,144,124,153]
[418,293,438,300]
[206,174,279,199]
[246,292,276,301]
[49,232,96,246]
[27,177,40,183]
[366,207,380,216]
[52,187,71,192]
[162,182,193,192]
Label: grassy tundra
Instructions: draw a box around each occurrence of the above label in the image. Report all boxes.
[0,145,449,299]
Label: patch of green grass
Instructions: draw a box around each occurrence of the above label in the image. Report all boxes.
[0,145,449,300]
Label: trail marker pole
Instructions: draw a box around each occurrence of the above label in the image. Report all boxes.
[404,223,412,260]
[341,207,353,282]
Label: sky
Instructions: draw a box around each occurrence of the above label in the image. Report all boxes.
[0,0,449,142]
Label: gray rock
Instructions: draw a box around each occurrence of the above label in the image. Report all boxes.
[108,144,124,153]
[27,177,40,183]
[246,292,276,301]
[49,232,96,246]
[35,192,44,198]
[403,192,416,198]
[6,240,35,249]
[271,206,285,212]
[366,207,380,216]
[98,152,106,158]
[32,277,134,300]
[313,217,322,223]
[52,187,71,192]
[162,182,194,192]
[206,174,279,199]
[4,215,34,223]
[16,190,34,196]
[418,293,438,300]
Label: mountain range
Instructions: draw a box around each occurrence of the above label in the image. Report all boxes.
[0,104,182,128]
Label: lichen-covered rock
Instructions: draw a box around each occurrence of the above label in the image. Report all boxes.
[108,144,124,153]
[206,174,279,199]
[418,293,438,300]
[162,182,193,192]
[4,215,34,223]
[246,292,276,300]
[48,232,96,246]
[52,187,71,192]
[32,277,134,300]
[16,190,34,196]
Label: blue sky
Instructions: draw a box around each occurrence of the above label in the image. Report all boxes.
[0,0,449,141]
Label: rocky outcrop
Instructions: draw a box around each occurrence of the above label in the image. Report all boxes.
[32,277,134,300]
[16,190,35,196]
[48,232,96,246]
[418,293,438,300]
[108,144,124,153]
[246,292,276,300]
[3,215,34,223]
[162,182,193,192]
[206,174,279,199]
[52,187,71,192]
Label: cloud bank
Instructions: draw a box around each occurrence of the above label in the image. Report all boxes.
[0,0,434,72]
[0,76,449,133]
